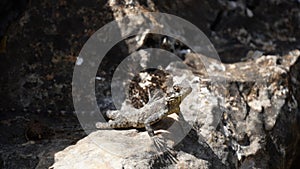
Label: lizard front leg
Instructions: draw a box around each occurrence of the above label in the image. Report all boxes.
[144,110,168,137]
[145,110,177,162]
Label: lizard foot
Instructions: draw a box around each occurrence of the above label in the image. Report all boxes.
[151,136,177,165]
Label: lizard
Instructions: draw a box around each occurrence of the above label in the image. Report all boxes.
[95,83,192,138]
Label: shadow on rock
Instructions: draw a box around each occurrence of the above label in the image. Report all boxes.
[174,128,229,169]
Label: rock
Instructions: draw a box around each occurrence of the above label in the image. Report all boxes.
[1,0,300,168]
[51,50,300,169]
[185,50,300,168]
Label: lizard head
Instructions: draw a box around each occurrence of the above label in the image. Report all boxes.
[166,84,192,106]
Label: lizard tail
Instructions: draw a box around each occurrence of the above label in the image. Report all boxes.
[95,122,111,129]
[106,110,119,119]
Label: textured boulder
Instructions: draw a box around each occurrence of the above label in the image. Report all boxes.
[51,50,300,169]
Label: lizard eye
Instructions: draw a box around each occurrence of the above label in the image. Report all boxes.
[173,85,181,92]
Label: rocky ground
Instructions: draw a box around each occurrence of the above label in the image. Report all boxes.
[51,50,300,169]
[0,0,300,168]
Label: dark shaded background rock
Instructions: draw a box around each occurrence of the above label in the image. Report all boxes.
[0,0,300,168]
[154,0,300,62]
[1,0,300,112]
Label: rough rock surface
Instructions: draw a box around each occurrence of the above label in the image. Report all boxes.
[51,50,300,169]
